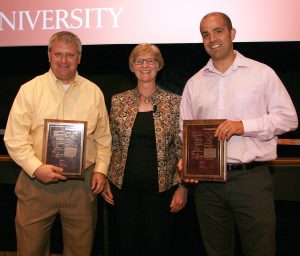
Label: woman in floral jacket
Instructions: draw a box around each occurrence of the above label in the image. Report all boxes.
[101,43,187,256]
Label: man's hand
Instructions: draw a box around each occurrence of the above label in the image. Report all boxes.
[33,164,66,184]
[215,120,244,141]
[91,172,106,194]
[177,159,199,184]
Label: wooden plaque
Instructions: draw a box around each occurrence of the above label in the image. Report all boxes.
[42,119,87,179]
[182,119,227,182]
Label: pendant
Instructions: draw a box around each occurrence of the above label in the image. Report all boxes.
[145,98,150,104]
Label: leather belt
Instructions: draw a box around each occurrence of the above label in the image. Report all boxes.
[227,161,266,171]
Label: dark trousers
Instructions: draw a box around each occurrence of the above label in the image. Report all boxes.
[194,165,276,256]
[110,184,176,256]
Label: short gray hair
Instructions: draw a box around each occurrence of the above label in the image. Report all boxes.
[48,31,82,54]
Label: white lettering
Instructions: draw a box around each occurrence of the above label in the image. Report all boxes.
[24,11,41,30]
[70,9,83,29]
[0,7,124,31]
[18,11,24,30]
[0,11,16,30]
[42,10,54,30]
[55,9,69,29]
[109,7,123,28]
[91,8,107,28]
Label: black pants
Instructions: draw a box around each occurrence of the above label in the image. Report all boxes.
[195,165,276,256]
[110,184,176,256]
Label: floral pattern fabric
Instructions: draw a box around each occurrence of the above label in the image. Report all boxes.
[108,87,182,192]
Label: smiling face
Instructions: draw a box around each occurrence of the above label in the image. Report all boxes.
[200,12,236,63]
[129,44,164,84]
[131,54,159,83]
[48,40,81,84]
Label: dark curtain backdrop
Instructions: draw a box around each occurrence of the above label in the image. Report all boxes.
[1,42,299,155]
[1,42,300,255]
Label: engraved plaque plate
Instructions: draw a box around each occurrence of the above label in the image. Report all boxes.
[182,119,227,182]
[42,119,87,179]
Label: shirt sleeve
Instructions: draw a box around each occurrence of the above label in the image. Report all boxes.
[179,79,196,140]
[242,67,298,140]
[92,91,112,175]
[4,85,43,177]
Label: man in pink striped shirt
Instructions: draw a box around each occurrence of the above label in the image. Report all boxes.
[179,12,298,256]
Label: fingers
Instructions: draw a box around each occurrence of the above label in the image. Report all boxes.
[102,191,114,205]
[91,180,105,194]
[34,164,67,184]
[170,187,188,213]
[51,165,67,180]
[170,200,183,213]
[51,165,64,173]
[184,178,199,183]
[215,121,231,141]
[215,120,244,141]
[91,172,106,194]
[170,200,185,213]
[101,182,115,205]
[177,159,183,172]
[54,173,67,181]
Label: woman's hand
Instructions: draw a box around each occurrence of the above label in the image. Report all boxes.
[101,180,115,205]
[169,185,188,213]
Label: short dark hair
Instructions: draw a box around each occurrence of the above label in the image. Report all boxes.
[201,12,233,30]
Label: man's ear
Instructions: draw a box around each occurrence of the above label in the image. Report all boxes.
[230,28,236,41]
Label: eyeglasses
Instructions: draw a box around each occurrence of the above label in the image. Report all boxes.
[133,58,157,65]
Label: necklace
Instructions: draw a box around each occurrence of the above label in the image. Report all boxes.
[142,95,151,104]
[138,88,156,104]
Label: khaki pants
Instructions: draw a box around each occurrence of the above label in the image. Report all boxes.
[15,165,97,256]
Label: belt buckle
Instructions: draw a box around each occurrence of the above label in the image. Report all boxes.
[227,163,236,171]
[227,163,244,171]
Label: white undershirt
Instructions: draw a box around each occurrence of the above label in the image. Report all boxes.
[63,84,70,91]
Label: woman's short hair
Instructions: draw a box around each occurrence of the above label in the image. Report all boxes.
[129,43,164,72]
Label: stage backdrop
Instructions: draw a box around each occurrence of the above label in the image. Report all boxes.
[1,0,300,46]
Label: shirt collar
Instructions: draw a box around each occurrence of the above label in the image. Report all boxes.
[49,69,80,87]
[203,50,251,74]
